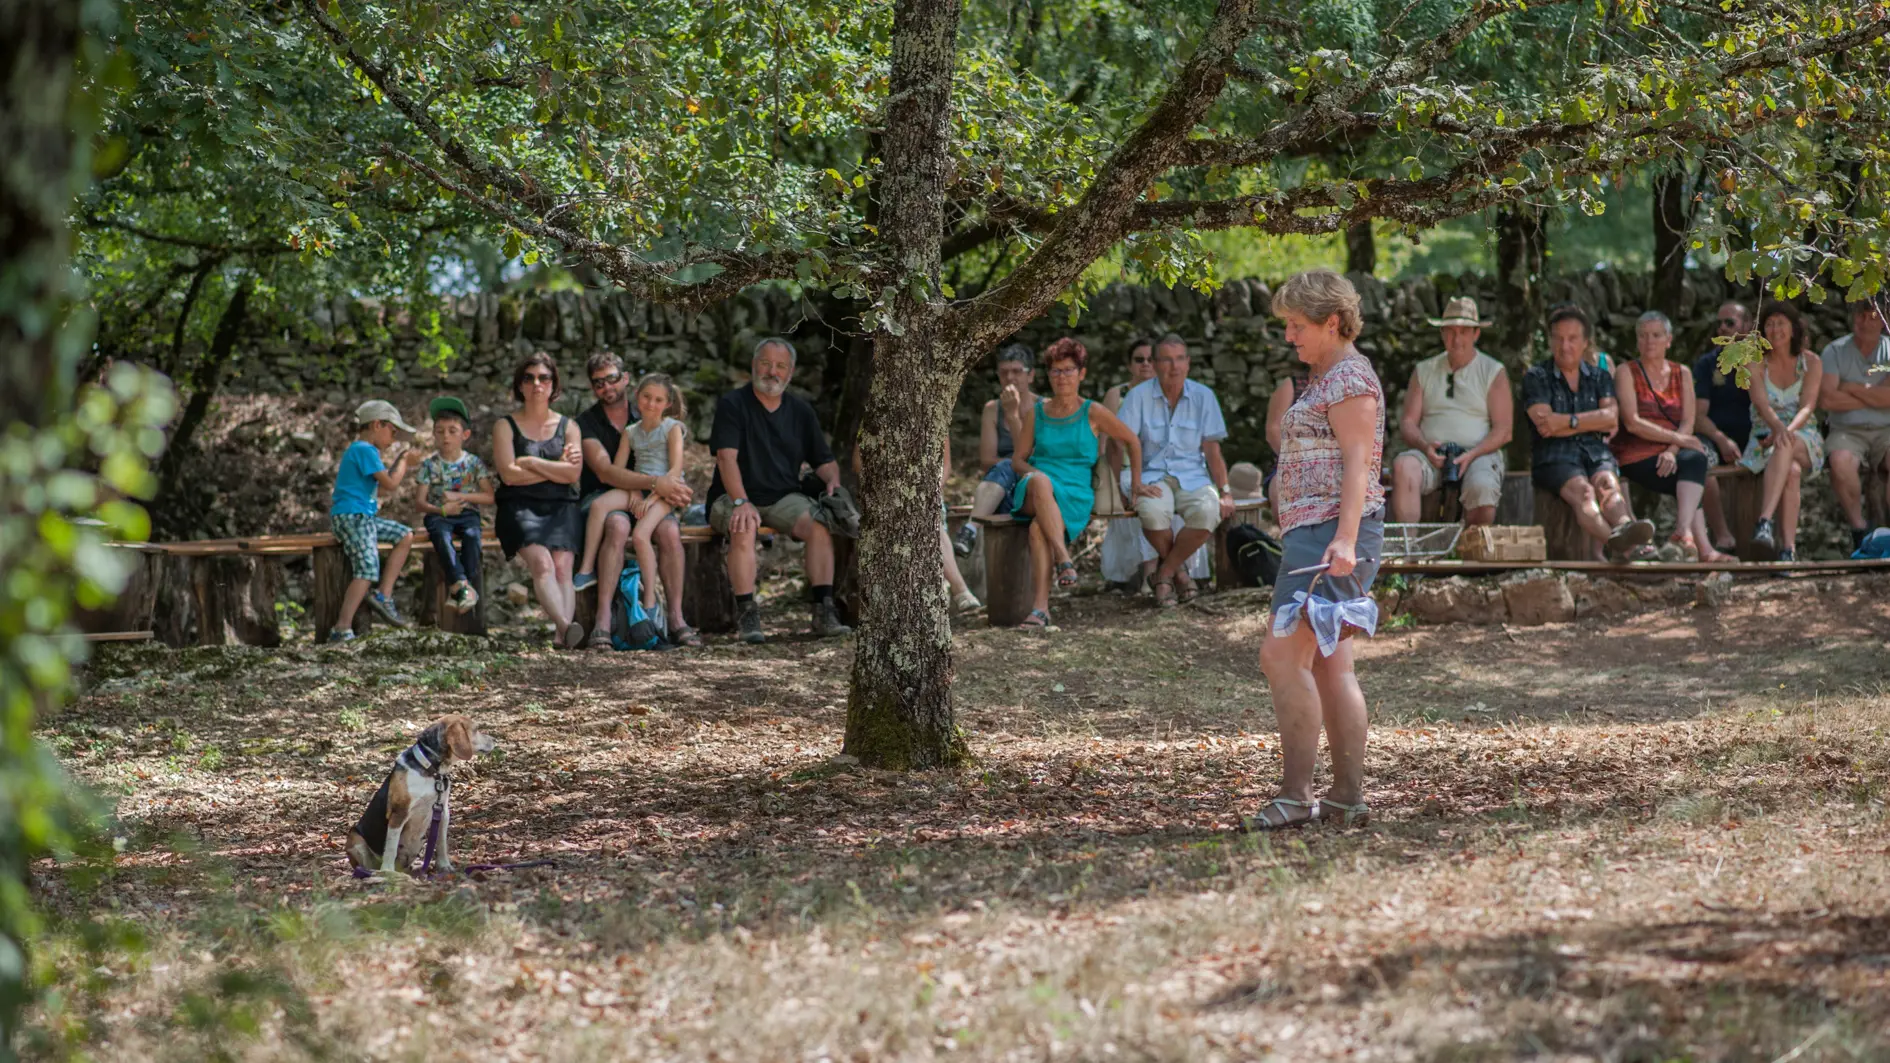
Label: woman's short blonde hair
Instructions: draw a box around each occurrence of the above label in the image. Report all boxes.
[1271,269,1363,340]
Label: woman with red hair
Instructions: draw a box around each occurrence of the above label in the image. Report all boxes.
[1010,337,1146,629]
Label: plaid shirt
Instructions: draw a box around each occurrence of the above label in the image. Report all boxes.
[1521,358,1616,470]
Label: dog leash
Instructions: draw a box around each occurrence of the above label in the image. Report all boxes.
[350,775,557,880]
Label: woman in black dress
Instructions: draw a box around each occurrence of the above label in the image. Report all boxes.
[493,352,585,647]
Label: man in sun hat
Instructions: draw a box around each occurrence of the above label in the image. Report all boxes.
[1390,296,1513,526]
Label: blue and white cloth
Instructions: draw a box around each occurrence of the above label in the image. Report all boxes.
[1272,576,1381,657]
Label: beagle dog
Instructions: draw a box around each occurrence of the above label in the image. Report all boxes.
[346,714,495,876]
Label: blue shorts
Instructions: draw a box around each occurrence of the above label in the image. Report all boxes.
[981,459,1020,515]
[1270,514,1385,619]
[331,513,411,582]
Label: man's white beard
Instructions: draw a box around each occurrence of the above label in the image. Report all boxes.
[754,378,788,397]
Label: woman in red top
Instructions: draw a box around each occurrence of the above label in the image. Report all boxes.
[1611,311,1729,561]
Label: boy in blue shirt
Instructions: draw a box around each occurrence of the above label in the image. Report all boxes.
[329,399,420,641]
[412,396,495,613]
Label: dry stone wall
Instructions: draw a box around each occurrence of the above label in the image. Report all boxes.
[202,268,1850,466]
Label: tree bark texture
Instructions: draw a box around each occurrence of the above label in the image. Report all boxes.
[1494,205,1546,355]
[159,277,251,503]
[843,0,966,770]
[1344,219,1376,276]
[1650,170,1690,321]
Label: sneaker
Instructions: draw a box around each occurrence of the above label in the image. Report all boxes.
[368,591,411,627]
[811,600,853,638]
[572,572,597,591]
[737,602,766,644]
[1751,518,1777,553]
[451,582,479,613]
[953,588,983,613]
[1777,547,1796,563]
[952,523,980,557]
[326,628,356,644]
[1605,518,1656,558]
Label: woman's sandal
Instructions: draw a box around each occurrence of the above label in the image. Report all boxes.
[1153,577,1179,609]
[1055,560,1079,588]
[1317,799,1371,829]
[670,625,704,648]
[1017,609,1052,630]
[1235,796,1319,833]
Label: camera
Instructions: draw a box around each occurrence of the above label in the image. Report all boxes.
[1438,442,1465,486]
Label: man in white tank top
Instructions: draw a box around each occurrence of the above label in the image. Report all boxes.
[1391,297,1514,525]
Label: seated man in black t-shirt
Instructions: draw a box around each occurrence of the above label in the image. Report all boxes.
[707,337,850,643]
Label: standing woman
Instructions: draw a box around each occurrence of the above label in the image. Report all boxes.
[494,352,585,647]
[1248,270,1386,831]
[1610,311,1726,561]
[1010,337,1146,629]
[1741,301,1824,561]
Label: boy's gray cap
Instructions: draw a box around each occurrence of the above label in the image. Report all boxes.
[353,399,417,433]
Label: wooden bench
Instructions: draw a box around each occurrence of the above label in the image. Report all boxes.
[973,498,1267,627]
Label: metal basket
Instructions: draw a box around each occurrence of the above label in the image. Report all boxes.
[1381,522,1463,560]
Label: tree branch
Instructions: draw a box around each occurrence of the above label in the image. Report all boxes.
[84,215,292,256]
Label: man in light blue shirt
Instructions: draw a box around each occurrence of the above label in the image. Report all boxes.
[1115,334,1238,605]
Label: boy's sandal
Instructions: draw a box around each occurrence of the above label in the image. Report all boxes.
[1236,796,1318,833]
[1017,609,1052,630]
[1152,578,1179,609]
[1317,799,1371,829]
[1055,560,1079,588]
[670,625,704,648]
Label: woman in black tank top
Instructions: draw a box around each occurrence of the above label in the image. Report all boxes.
[493,353,585,646]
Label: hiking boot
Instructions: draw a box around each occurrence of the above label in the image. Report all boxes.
[811,600,853,638]
[1751,518,1777,553]
[952,523,979,557]
[737,601,767,644]
[368,590,411,627]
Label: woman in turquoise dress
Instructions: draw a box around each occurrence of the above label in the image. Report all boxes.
[1010,337,1145,629]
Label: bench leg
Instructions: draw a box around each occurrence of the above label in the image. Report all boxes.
[312,544,371,642]
[422,551,487,636]
[980,521,1034,628]
[683,539,737,634]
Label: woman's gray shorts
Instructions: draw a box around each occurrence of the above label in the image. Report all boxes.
[1271,514,1385,618]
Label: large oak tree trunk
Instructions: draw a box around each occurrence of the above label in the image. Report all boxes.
[1494,204,1546,355]
[1650,170,1690,321]
[842,0,967,770]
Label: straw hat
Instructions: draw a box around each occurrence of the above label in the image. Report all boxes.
[1227,461,1264,499]
[1427,297,1493,329]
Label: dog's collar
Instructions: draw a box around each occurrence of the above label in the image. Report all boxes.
[396,735,445,777]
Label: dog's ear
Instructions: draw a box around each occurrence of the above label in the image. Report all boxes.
[442,716,476,761]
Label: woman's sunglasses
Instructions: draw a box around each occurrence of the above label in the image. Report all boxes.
[523,372,555,384]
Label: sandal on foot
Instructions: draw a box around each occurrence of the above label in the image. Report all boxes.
[1236,796,1318,833]
[1317,799,1371,829]
[1016,609,1051,630]
[1055,560,1079,588]
[1153,578,1179,609]
[1175,573,1200,604]
[669,625,704,648]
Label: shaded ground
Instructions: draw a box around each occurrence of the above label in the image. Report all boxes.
[25,575,1890,1061]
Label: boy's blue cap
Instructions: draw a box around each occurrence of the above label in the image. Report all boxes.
[429,396,472,424]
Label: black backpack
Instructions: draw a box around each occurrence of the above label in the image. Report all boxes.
[1225,524,1283,587]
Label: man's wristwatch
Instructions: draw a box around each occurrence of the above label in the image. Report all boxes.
[1217,483,1231,497]
[732,498,749,508]
[1568,412,1580,430]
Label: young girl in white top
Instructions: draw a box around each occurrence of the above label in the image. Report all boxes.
[575,374,688,615]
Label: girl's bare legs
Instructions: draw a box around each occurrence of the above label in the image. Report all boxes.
[654,518,687,631]
[577,488,632,576]
[631,500,672,609]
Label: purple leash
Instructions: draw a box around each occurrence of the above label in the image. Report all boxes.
[350,775,556,879]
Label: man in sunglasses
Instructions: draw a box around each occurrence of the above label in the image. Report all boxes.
[1390,297,1513,525]
[1691,301,1753,553]
[575,351,693,648]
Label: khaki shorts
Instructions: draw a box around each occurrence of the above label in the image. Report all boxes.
[1134,476,1222,533]
[1395,449,1505,510]
[1826,423,1890,470]
[709,492,818,536]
